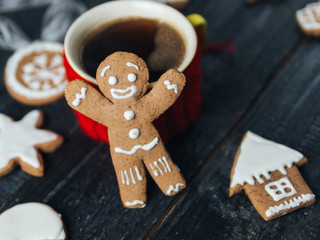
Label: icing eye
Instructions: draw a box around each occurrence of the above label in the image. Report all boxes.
[108,76,117,85]
[128,73,137,82]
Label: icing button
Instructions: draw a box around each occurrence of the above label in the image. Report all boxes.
[129,128,140,139]
[108,76,117,85]
[128,73,137,82]
[124,110,135,120]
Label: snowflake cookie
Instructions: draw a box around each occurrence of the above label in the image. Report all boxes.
[0,202,66,240]
[4,41,68,105]
[0,110,63,177]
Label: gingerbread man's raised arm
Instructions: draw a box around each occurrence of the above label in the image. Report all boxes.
[142,69,186,121]
[65,79,113,125]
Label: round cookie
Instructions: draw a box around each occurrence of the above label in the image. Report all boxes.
[4,41,67,105]
[0,202,67,240]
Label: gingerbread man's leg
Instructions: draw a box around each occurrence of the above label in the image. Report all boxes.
[111,152,147,208]
[143,141,186,196]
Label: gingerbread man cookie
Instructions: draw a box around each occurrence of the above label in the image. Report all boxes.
[65,52,186,208]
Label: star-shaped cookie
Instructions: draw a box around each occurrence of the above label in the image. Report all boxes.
[0,110,63,177]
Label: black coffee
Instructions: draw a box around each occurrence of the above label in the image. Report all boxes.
[80,18,186,82]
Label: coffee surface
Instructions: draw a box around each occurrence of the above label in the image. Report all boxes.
[80,18,185,82]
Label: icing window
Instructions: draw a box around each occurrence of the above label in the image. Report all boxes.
[265,177,297,201]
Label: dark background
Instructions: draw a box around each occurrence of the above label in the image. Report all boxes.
[0,0,319,239]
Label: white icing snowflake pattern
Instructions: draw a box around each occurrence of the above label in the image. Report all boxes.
[0,110,61,175]
[5,42,68,104]
[21,53,65,90]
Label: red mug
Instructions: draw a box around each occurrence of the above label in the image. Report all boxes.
[63,1,206,143]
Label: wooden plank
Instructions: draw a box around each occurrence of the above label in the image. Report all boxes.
[170,0,310,177]
[0,1,215,238]
[0,0,315,239]
[150,39,320,239]
[42,1,314,239]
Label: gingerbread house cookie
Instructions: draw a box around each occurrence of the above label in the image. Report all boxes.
[229,131,315,221]
[296,2,320,36]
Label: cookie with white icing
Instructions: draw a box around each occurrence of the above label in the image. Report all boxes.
[0,110,63,177]
[296,2,320,36]
[229,131,315,221]
[65,52,186,208]
[0,202,66,240]
[4,41,67,105]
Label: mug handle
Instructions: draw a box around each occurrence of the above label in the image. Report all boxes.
[187,14,207,48]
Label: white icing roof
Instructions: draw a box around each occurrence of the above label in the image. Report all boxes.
[230,131,304,188]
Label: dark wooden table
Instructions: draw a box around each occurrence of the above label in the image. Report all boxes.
[0,0,319,239]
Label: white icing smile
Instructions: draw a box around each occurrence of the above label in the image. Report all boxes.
[110,85,137,99]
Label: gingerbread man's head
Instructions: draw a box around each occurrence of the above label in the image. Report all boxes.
[96,52,149,103]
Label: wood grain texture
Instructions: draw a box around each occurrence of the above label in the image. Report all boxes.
[0,0,319,239]
[150,40,320,240]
